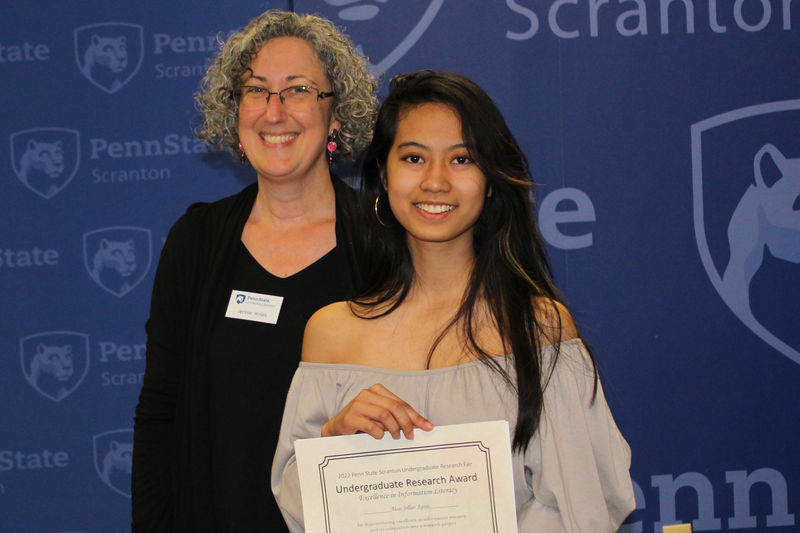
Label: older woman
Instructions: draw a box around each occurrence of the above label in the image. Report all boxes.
[132,10,377,532]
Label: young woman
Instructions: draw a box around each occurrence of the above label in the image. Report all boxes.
[272,71,634,531]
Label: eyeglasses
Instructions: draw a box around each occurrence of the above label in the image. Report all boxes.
[239,85,335,110]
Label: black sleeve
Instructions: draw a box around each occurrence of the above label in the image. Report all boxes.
[132,210,199,532]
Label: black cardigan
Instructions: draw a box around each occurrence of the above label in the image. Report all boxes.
[132,178,361,532]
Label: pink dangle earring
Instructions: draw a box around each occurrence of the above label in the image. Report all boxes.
[326,131,338,163]
[238,142,246,164]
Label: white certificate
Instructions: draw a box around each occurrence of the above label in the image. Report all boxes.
[294,420,517,532]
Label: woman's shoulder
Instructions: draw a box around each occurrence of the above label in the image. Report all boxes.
[331,174,357,199]
[533,297,578,343]
[169,183,256,231]
[184,183,257,220]
[302,301,362,364]
[164,183,257,246]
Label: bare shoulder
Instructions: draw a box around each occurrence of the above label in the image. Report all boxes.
[301,301,359,363]
[533,298,579,344]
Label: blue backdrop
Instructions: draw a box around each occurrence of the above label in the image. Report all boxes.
[1,1,797,531]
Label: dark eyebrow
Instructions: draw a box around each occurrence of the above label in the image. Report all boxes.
[243,73,317,85]
[396,141,428,150]
[287,74,316,84]
[396,141,468,151]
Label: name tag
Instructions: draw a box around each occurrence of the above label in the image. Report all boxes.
[225,289,284,324]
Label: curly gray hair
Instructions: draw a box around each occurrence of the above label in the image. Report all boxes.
[196,10,378,162]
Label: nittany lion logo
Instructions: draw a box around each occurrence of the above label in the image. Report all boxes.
[296,0,443,72]
[20,331,90,402]
[74,23,144,94]
[691,100,800,365]
[10,128,80,199]
[83,226,152,297]
[93,429,133,498]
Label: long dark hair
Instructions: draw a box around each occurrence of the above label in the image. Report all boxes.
[354,70,596,452]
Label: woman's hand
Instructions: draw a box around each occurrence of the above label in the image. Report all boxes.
[321,383,434,440]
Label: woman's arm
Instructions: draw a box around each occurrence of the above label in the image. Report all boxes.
[519,340,635,532]
[132,216,195,532]
[271,366,330,532]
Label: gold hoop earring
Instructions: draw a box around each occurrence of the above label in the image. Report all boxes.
[374,193,392,228]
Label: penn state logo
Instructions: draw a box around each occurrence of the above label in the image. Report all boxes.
[236,294,246,304]
[19,331,90,402]
[74,23,144,94]
[83,226,152,298]
[296,0,444,71]
[691,99,800,365]
[93,429,133,498]
[9,128,80,199]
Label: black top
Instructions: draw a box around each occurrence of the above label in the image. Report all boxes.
[132,179,362,532]
[207,243,351,530]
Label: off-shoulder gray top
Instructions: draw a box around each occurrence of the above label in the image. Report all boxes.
[271,339,635,532]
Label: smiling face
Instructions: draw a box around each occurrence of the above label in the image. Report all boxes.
[238,37,340,184]
[385,103,487,251]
